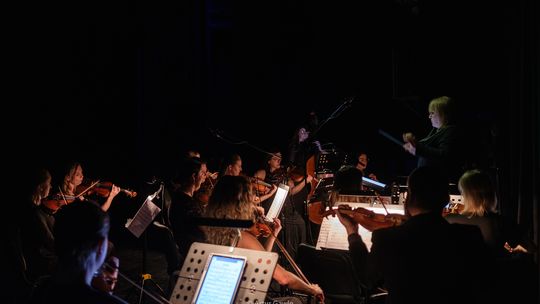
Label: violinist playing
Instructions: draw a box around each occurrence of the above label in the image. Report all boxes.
[48,161,121,212]
[253,150,314,260]
[204,175,324,302]
[335,166,495,304]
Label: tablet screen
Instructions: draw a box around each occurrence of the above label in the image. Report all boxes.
[192,254,247,304]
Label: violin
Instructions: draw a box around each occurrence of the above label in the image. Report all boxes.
[249,221,274,238]
[247,176,273,194]
[442,202,464,217]
[77,180,137,198]
[308,201,327,225]
[322,205,408,231]
[273,165,308,183]
[248,208,274,238]
[41,193,79,213]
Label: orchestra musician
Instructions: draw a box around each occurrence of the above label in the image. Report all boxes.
[254,150,314,260]
[47,161,121,212]
[336,166,495,304]
[167,156,207,267]
[445,169,535,256]
[219,153,243,177]
[16,167,56,296]
[204,175,324,302]
[355,150,380,193]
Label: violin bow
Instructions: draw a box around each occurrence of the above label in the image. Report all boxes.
[273,238,310,285]
[271,234,324,303]
[76,180,102,198]
[58,187,69,206]
[374,191,390,216]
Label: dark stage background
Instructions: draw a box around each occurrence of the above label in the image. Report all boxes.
[12,0,539,261]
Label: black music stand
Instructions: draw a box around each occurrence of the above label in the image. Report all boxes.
[300,99,354,244]
[125,184,166,304]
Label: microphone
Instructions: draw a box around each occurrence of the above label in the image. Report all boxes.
[146,176,161,185]
[209,128,224,139]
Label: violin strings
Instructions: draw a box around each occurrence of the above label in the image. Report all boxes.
[58,187,68,206]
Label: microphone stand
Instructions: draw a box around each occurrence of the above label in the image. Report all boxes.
[209,128,277,159]
[302,97,354,245]
[135,183,166,304]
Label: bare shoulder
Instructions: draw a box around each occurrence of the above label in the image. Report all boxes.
[238,231,266,251]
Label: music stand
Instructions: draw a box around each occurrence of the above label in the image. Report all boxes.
[169,242,278,304]
[125,184,166,304]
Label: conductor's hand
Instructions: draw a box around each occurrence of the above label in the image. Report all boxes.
[402,132,416,144]
[403,142,416,156]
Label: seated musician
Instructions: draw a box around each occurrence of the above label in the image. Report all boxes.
[204,175,324,302]
[254,150,314,259]
[336,166,495,304]
[445,169,535,256]
[49,161,121,212]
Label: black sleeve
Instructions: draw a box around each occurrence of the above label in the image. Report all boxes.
[347,232,370,286]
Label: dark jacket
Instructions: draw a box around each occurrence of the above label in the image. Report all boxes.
[348,212,494,304]
[416,125,463,182]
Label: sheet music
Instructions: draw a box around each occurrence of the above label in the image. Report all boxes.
[316,202,405,252]
[125,196,161,238]
[265,184,289,221]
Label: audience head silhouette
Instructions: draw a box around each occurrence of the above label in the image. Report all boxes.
[54,201,110,283]
[406,166,449,214]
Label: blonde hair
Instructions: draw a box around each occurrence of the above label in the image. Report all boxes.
[459,170,497,217]
[204,175,255,246]
[61,162,82,196]
[428,96,455,126]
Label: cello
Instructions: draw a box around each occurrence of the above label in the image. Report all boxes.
[248,218,325,304]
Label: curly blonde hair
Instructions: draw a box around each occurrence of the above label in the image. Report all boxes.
[204,175,255,246]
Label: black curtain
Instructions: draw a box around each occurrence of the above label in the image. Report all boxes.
[496,0,540,283]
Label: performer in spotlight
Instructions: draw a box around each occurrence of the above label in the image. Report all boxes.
[402,96,465,183]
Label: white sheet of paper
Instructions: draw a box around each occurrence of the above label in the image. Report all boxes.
[125,197,161,238]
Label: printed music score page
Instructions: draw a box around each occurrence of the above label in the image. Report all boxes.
[125,196,161,238]
[316,202,405,252]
